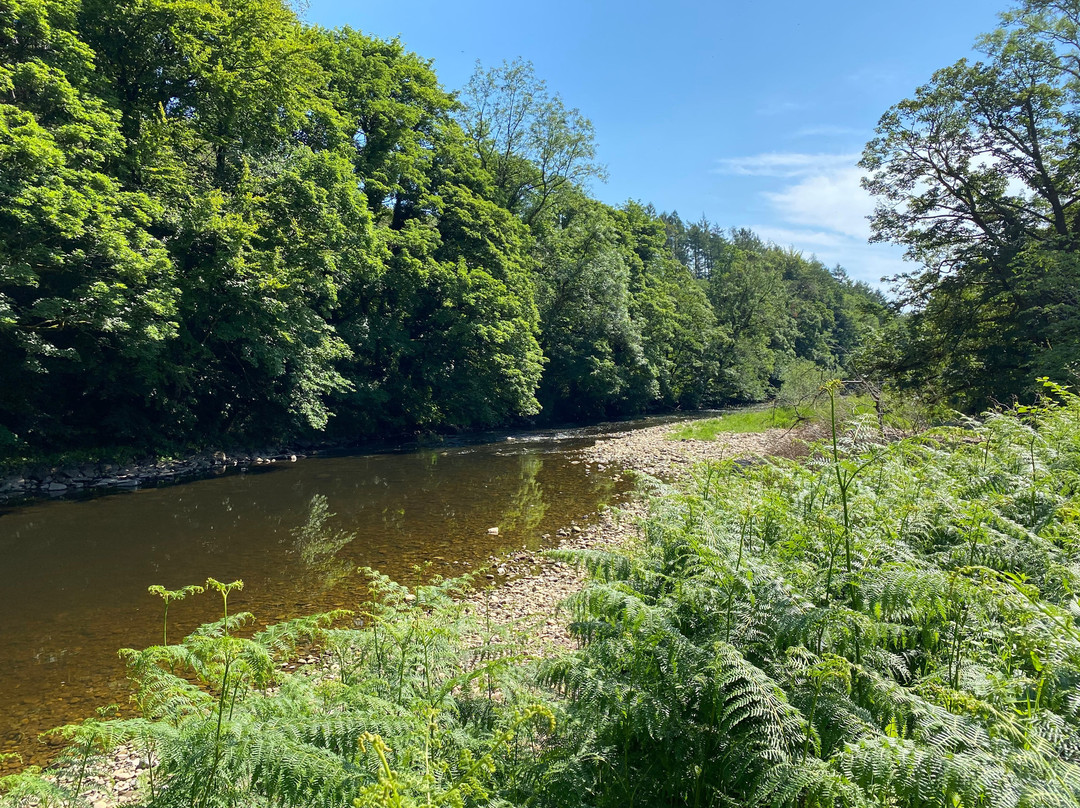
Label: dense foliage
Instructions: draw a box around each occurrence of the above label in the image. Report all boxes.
[7,385,1080,806]
[0,0,885,458]
[542,384,1080,807]
[661,221,887,404]
[862,0,1080,409]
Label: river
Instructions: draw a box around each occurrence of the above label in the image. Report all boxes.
[0,420,666,769]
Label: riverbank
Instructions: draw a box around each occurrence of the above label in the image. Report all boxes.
[13,420,808,806]
[469,421,808,650]
[0,450,303,506]
[0,407,790,507]
[0,414,606,505]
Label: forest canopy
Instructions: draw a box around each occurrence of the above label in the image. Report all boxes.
[0,0,887,456]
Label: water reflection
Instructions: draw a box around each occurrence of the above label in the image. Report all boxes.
[0,434,625,767]
[501,454,547,535]
[292,494,356,591]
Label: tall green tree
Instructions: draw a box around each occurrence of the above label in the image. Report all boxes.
[0,0,180,447]
[315,30,543,434]
[861,0,1080,407]
[531,194,652,420]
[460,59,605,225]
[613,202,719,409]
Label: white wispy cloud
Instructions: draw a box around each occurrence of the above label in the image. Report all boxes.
[747,226,849,249]
[792,125,867,138]
[714,150,909,287]
[751,225,909,286]
[713,152,861,178]
[765,166,872,240]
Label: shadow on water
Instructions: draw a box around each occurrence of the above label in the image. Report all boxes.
[0,419,673,768]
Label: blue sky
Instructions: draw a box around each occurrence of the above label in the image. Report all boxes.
[304,1,1008,289]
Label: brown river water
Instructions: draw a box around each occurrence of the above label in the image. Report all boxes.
[0,422,657,769]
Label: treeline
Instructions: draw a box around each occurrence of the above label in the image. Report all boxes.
[660,220,886,403]
[0,0,886,456]
[862,0,1080,410]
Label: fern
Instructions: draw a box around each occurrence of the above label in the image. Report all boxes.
[532,391,1080,807]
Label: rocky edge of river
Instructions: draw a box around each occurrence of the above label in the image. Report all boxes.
[0,451,306,506]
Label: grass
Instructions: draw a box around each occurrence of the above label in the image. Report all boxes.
[668,394,889,441]
[668,406,801,439]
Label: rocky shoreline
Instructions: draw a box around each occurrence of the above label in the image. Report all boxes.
[0,450,303,506]
[0,412,811,507]
[466,422,807,651]
[19,421,805,806]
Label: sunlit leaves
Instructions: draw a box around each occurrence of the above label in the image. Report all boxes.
[860,0,1080,408]
[546,395,1080,807]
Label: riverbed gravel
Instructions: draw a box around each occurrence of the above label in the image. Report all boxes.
[457,422,807,652]
[27,421,806,807]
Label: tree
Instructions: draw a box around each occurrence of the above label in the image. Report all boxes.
[315,28,458,223]
[531,194,653,419]
[0,0,181,447]
[860,0,1080,406]
[316,32,543,434]
[459,59,605,225]
[613,202,719,409]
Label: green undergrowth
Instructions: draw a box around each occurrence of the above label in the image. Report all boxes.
[0,446,145,477]
[668,405,803,438]
[0,439,211,479]
[0,571,553,808]
[544,380,1080,807]
[668,392,884,440]
[6,381,1080,807]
